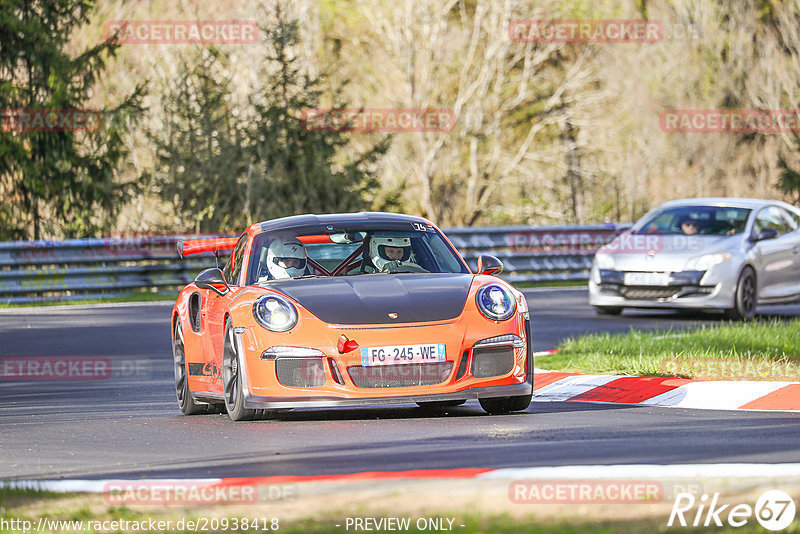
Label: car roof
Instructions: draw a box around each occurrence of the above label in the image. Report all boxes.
[257,212,433,233]
[656,198,795,210]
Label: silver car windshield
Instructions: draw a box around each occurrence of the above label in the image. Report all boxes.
[633,206,752,236]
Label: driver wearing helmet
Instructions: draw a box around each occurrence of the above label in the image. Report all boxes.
[367,236,416,273]
[263,237,307,280]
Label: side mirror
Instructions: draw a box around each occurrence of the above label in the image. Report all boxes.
[753,228,779,242]
[195,267,230,296]
[476,254,503,276]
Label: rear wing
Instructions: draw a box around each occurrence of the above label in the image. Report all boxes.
[177,237,239,259]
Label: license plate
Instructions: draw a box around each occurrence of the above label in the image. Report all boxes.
[624,272,671,286]
[361,344,446,367]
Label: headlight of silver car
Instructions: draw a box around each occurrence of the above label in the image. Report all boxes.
[253,294,298,332]
[594,253,615,270]
[476,284,516,321]
[684,252,730,271]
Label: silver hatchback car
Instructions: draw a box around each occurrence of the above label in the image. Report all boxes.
[589,198,800,319]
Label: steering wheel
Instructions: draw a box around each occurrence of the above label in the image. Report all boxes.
[382,261,429,273]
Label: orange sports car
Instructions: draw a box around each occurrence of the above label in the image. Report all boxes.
[172,212,532,421]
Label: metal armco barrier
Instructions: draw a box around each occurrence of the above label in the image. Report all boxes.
[446,223,631,283]
[0,224,631,304]
[0,235,222,304]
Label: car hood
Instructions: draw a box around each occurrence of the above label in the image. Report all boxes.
[598,233,739,271]
[266,273,473,325]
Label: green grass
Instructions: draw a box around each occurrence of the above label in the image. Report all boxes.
[0,485,63,502]
[0,291,177,308]
[536,319,800,380]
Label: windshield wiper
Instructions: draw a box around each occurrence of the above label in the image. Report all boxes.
[259,274,320,284]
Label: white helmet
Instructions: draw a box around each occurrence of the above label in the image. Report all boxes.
[369,236,412,272]
[266,237,307,279]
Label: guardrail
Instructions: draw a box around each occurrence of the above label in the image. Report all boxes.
[0,224,631,304]
[446,223,630,283]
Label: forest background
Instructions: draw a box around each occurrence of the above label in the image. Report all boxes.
[3,0,800,240]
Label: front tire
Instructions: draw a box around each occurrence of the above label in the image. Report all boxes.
[222,319,274,421]
[725,266,757,321]
[223,318,257,421]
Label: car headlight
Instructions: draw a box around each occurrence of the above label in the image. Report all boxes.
[253,294,298,332]
[476,284,516,321]
[684,252,731,271]
[594,253,615,270]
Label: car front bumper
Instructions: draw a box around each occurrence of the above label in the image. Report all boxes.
[242,382,532,409]
[588,263,739,310]
[230,311,533,408]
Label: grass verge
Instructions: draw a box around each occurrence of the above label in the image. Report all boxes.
[536,319,800,380]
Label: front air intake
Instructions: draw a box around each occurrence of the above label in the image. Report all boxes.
[275,357,325,387]
[455,351,470,380]
[471,347,515,378]
[347,362,454,388]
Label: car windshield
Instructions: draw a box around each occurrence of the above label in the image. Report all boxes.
[248,226,469,284]
[633,206,752,236]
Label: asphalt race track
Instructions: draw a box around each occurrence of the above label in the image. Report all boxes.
[1,288,800,481]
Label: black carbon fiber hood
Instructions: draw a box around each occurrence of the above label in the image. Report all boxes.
[268,273,473,324]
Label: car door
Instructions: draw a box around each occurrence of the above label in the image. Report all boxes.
[203,234,247,391]
[751,206,795,299]
[778,207,800,297]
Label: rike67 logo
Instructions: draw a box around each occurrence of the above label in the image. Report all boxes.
[668,490,796,531]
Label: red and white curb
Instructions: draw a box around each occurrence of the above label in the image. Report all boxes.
[9,464,800,494]
[532,369,800,412]
[531,346,800,411]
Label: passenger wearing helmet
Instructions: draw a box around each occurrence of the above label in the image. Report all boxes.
[367,235,427,273]
[264,237,307,280]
